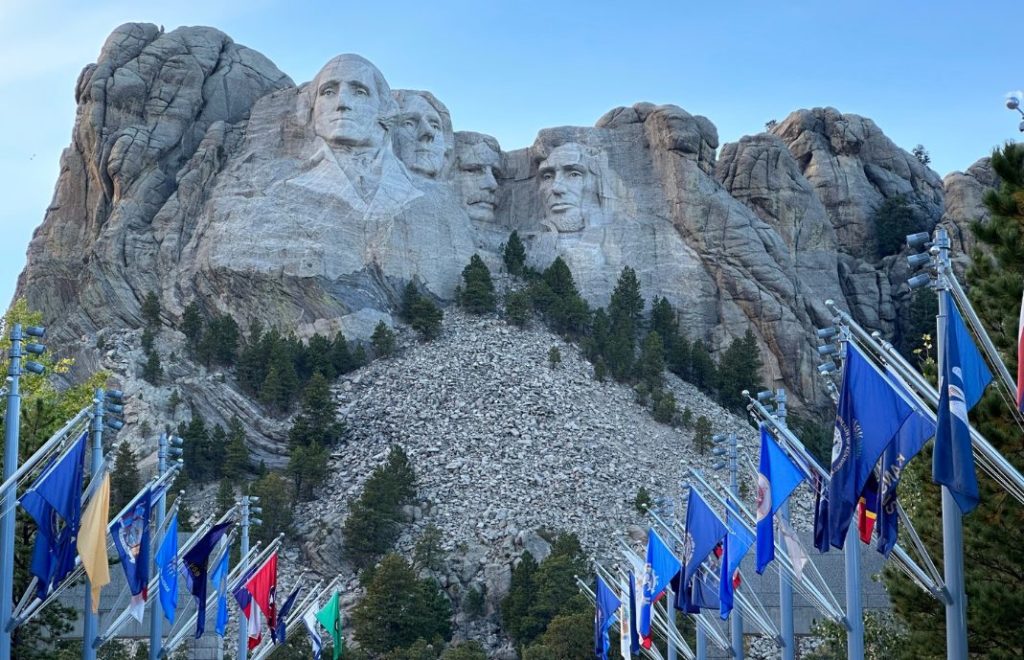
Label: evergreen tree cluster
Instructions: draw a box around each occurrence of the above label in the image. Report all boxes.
[883,142,1024,656]
[177,414,250,483]
[402,282,445,340]
[342,446,418,569]
[141,291,163,385]
[458,254,497,315]
[873,195,929,258]
[287,373,343,500]
[236,319,364,414]
[180,301,240,367]
[500,533,592,658]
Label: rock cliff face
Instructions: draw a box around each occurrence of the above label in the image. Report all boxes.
[16,23,995,448]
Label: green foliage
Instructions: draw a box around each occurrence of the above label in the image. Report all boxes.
[531,258,591,338]
[912,144,930,166]
[873,195,926,258]
[693,415,712,455]
[462,584,486,619]
[688,339,716,390]
[343,446,418,568]
[608,266,644,339]
[805,611,908,660]
[459,254,497,314]
[289,373,345,449]
[223,416,251,479]
[521,608,592,660]
[215,479,236,517]
[634,485,652,513]
[142,349,162,384]
[142,291,161,327]
[505,289,531,327]
[402,283,445,340]
[504,230,527,276]
[897,287,938,360]
[414,523,444,572]
[181,302,203,343]
[288,441,330,500]
[110,442,142,513]
[789,413,833,469]
[652,390,677,425]
[441,641,487,660]
[593,357,607,382]
[179,414,226,482]
[372,321,397,358]
[352,553,452,655]
[680,406,693,428]
[501,533,588,650]
[715,329,762,411]
[883,141,1024,658]
[638,331,665,390]
[141,326,155,352]
[401,281,422,323]
[547,346,561,369]
[384,638,443,660]
[248,472,294,545]
[633,381,649,407]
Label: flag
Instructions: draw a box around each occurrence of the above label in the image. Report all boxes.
[233,572,263,649]
[273,583,303,644]
[182,520,233,638]
[110,486,152,622]
[812,475,829,553]
[19,431,87,597]
[856,473,879,544]
[628,571,641,654]
[719,507,754,620]
[778,516,809,581]
[210,543,230,637]
[828,342,915,549]
[934,292,992,513]
[756,425,805,573]
[303,604,324,660]
[680,489,727,613]
[638,528,681,648]
[157,513,179,624]
[594,574,620,660]
[619,593,632,660]
[316,590,343,660]
[1017,287,1024,412]
[78,472,111,613]
[876,381,934,556]
[246,551,279,640]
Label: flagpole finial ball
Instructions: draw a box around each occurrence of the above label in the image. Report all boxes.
[741,389,750,398]
[825,299,834,307]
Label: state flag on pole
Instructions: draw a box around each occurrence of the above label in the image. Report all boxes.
[593,574,620,660]
[934,292,992,513]
[638,528,681,648]
[246,551,279,638]
[755,425,805,573]
[812,474,830,553]
[156,513,179,624]
[627,571,641,654]
[316,591,343,660]
[303,604,323,660]
[828,342,915,549]
[273,583,303,645]
[719,506,753,620]
[210,543,230,637]
[78,471,111,613]
[233,572,263,649]
[20,430,87,597]
[679,489,727,613]
[182,520,233,638]
[110,486,152,622]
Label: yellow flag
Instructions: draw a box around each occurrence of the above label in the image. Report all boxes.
[77,472,111,613]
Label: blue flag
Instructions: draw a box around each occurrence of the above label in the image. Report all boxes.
[182,521,233,638]
[877,372,935,556]
[210,542,231,637]
[680,489,727,613]
[19,431,87,597]
[594,575,620,660]
[719,507,754,619]
[828,342,915,549]
[273,584,303,644]
[812,475,830,553]
[156,513,179,624]
[755,425,805,573]
[110,486,152,622]
[934,293,992,513]
[638,529,681,648]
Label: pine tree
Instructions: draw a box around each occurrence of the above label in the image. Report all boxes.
[181,415,213,482]
[306,333,336,380]
[410,297,444,340]
[223,416,250,478]
[372,321,397,358]
[693,415,712,455]
[638,331,665,390]
[289,373,345,448]
[248,472,294,545]
[715,329,762,412]
[505,290,531,327]
[142,291,161,328]
[343,446,417,568]
[215,479,236,517]
[110,442,142,513]
[331,332,356,374]
[459,254,497,314]
[688,339,716,390]
[608,266,644,340]
[288,441,329,500]
[547,346,561,369]
[141,326,155,353]
[181,302,203,344]
[142,350,162,385]
[504,231,527,276]
[401,281,421,323]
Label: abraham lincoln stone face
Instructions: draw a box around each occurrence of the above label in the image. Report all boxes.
[537,143,597,233]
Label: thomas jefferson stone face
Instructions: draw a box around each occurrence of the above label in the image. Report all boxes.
[312,57,387,150]
[537,144,593,232]
[394,94,446,177]
[454,140,501,222]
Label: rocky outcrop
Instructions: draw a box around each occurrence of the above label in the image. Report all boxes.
[940,157,997,263]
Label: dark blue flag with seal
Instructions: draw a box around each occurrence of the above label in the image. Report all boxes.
[678,489,726,613]
[273,583,303,644]
[934,292,992,513]
[19,430,87,597]
[593,574,620,660]
[182,521,233,638]
[828,342,915,549]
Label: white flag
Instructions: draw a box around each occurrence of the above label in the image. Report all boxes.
[778,517,809,581]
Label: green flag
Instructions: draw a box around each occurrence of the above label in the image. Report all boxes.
[316,590,342,660]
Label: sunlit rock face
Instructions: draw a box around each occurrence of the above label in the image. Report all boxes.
[19,25,972,427]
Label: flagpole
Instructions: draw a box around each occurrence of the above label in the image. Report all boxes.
[843,524,864,659]
[237,494,256,660]
[771,390,795,660]
[82,389,106,660]
[935,229,969,660]
[149,433,177,660]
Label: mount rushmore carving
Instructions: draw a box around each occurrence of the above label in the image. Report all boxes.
[17,23,987,421]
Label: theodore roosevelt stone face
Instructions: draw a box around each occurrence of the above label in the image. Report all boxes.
[453,133,501,222]
[393,91,450,178]
[312,55,390,150]
[537,143,595,232]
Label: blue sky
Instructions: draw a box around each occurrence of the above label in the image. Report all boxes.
[2,0,1020,311]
